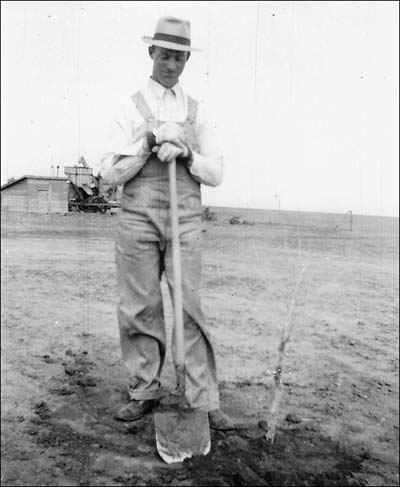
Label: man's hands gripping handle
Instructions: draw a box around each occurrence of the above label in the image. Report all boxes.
[148,122,193,167]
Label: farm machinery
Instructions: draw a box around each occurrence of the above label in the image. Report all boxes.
[68,181,114,213]
[65,156,120,213]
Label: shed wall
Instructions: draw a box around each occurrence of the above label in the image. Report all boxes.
[0,179,28,211]
[27,179,68,213]
[1,178,68,213]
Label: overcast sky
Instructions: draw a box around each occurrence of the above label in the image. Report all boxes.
[1,1,399,216]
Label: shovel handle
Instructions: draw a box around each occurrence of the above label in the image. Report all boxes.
[169,158,185,370]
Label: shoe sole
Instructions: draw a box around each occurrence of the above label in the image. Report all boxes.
[114,406,156,422]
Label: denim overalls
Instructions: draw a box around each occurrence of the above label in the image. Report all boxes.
[115,91,220,411]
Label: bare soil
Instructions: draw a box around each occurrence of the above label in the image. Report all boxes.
[1,208,399,486]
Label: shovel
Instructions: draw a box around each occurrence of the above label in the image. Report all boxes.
[154,158,211,464]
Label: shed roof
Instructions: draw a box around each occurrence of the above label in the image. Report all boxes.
[1,175,69,191]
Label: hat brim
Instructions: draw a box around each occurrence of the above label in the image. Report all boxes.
[142,36,200,52]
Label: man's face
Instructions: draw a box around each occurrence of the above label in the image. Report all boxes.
[150,46,189,88]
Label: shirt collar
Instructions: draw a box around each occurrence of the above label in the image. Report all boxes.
[148,77,180,99]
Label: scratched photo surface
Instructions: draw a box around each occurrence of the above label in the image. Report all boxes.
[1,2,399,486]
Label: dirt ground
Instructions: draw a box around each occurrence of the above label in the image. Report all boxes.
[1,207,399,486]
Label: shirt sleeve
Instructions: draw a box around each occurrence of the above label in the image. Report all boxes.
[189,99,224,187]
[99,98,152,186]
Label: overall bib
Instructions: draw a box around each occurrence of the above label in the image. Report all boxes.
[115,91,220,411]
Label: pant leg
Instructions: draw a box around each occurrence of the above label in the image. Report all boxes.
[164,216,220,411]
[115,210,166,400]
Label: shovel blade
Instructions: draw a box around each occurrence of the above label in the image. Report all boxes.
[155,408,210,464]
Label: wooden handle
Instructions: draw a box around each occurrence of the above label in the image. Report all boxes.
[169,158,185,368]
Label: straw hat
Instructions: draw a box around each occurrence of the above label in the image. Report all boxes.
[142,16,200,52]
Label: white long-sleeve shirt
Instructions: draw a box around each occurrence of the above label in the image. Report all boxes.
[99,77,223,187]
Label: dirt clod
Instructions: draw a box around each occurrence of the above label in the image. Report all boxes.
[42,355,56,364]
[240,468,269,486]
[285,413,302,424]
[225,434,248,451]
[76,377,97,387]
[34,401,51,420]
[64,366,77,376]
[50,387,75,396]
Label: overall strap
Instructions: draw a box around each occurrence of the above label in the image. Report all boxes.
[131,91,154,122]
[186,95,198,124]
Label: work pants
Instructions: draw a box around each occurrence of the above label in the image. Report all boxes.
[115,208,220,411]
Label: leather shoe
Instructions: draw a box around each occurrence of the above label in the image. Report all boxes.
[208,409,236,430]
[115,400,156,422]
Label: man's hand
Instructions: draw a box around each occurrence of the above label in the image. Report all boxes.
[152,142,189,163]
[154,122,187,148]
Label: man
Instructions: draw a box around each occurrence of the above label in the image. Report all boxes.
[100,16,233,430]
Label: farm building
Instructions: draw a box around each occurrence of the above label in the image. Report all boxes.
[0,176,69,213]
